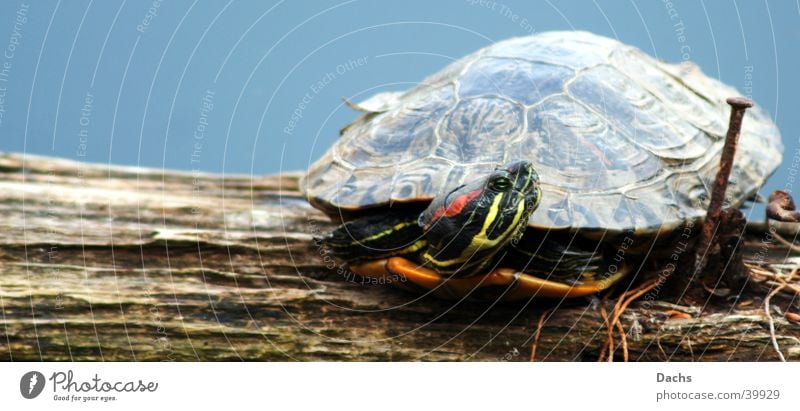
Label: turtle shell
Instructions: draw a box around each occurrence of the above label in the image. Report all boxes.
[302,31,782,234]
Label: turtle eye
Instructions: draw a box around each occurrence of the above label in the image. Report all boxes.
[489,176,512,191]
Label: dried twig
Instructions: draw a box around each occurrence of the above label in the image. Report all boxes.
[530,309,551,362]
[614,319,629,362]
[745,263,800,298]
[762,268,795,362]
[764,284,787,362]
[656,337,668,361]
[610,280,658,361]
[598,305,613,362]
[598,279,659,362]
[770,230,800,253]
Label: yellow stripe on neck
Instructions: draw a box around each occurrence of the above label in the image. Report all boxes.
[352,221,414,245]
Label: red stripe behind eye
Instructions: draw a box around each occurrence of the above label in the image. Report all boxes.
[428,189,483,225]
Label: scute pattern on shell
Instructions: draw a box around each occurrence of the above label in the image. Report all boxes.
[303,31,782,233]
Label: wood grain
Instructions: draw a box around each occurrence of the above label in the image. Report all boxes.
[0,152,798,361]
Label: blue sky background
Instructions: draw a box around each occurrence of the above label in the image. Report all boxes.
[0,0,797,200]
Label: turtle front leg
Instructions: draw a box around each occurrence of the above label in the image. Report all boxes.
[468,267,628,300]
[352,257,628,301]
[349,258,445,296]
[351,257,504,299]
[417,267,627,301]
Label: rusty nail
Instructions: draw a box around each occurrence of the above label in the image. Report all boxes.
[694,97,753,273]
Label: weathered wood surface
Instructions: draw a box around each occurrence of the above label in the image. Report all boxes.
[0,152,798,361]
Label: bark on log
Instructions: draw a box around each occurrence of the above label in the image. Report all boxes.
[0,152,798,361]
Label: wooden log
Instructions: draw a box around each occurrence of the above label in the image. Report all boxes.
[0,152,798,361]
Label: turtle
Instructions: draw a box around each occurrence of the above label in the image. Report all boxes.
[302,31,782,301]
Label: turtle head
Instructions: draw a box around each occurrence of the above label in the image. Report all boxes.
[418,160,542,277]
